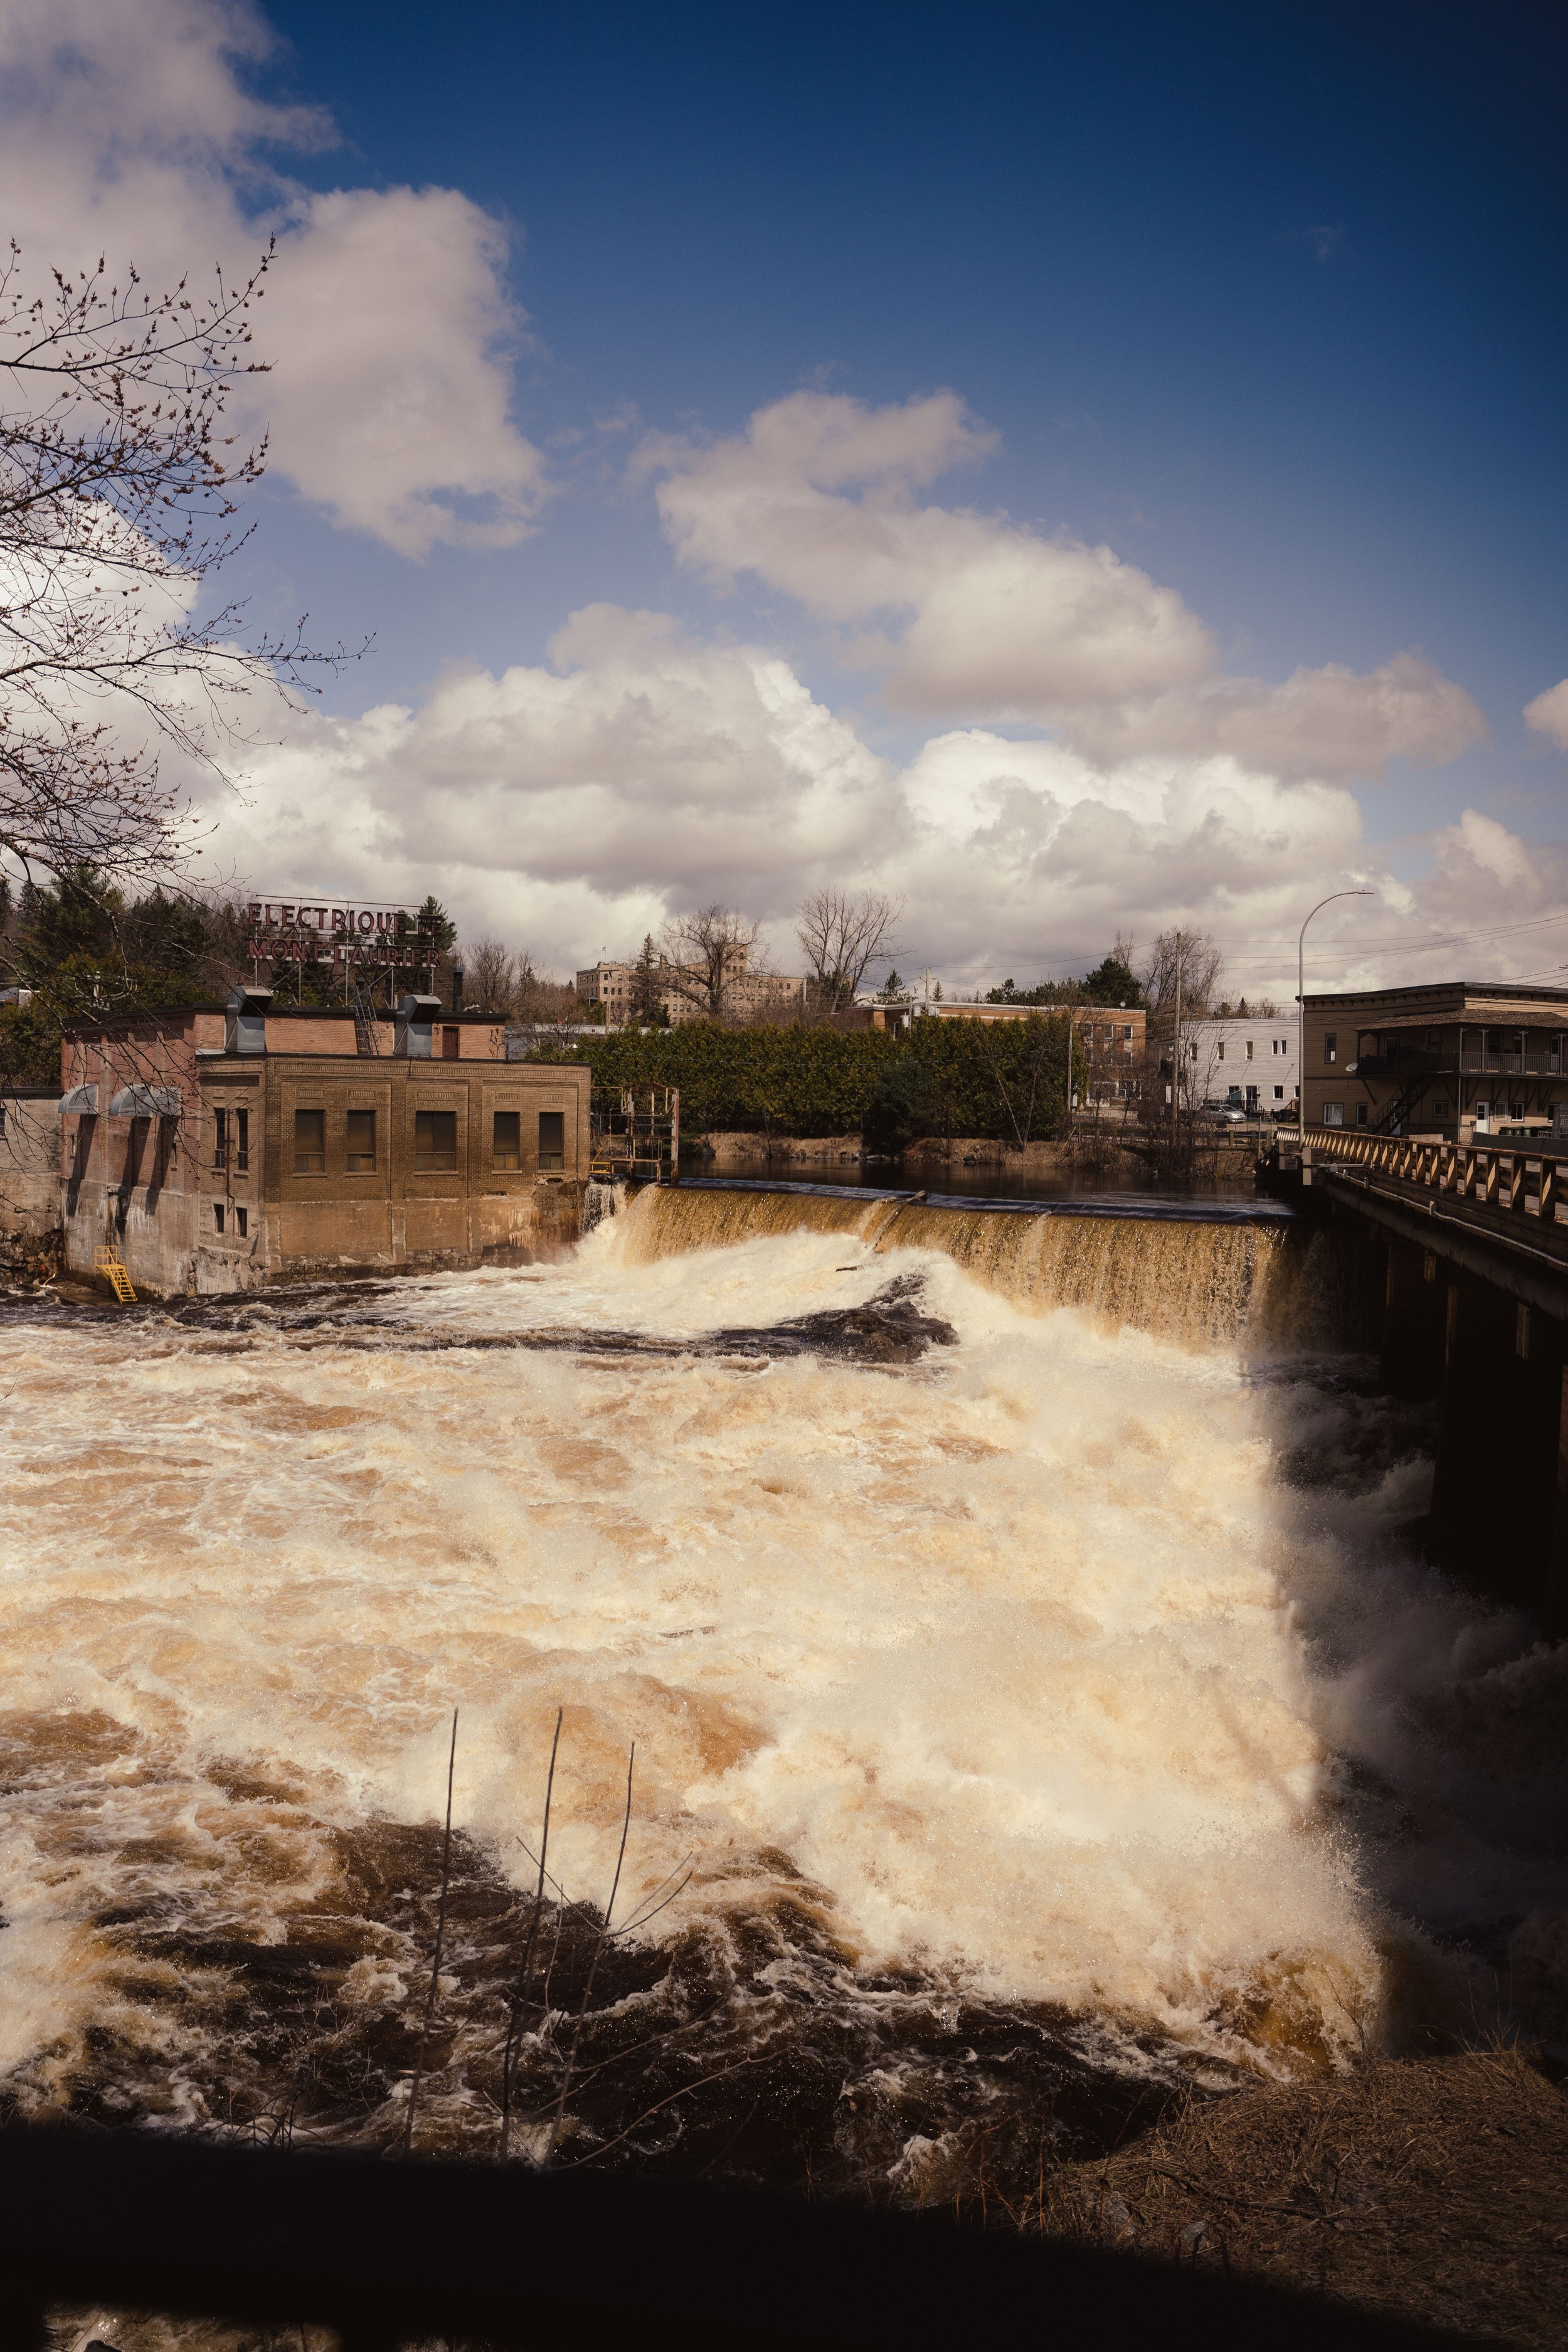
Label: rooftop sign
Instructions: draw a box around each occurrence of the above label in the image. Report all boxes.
[246,897,438,968]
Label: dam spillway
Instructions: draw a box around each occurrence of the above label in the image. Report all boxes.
[615,1177,1296,1348]
[0,1175,1562,2189]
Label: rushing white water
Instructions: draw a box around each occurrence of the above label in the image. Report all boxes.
[1,1188,1563,2144]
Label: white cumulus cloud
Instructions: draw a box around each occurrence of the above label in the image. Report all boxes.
[645,390,1486,782]
[0,0,547,554]
[203,602,1565,1003]
[1524,679,1568,751]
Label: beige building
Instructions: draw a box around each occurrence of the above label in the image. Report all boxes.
[58,988,591,1298]
[1301,982,1568,1141]
[576,946,808,1026]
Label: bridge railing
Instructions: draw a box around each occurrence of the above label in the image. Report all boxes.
[1295,1125,1568,1241]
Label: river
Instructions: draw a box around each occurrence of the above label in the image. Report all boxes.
[1,1185,1564,2191]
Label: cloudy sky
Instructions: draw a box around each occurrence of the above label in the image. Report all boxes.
[4,0,1565,999]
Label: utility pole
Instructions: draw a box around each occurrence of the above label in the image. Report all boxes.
[1171,937,1183,1153]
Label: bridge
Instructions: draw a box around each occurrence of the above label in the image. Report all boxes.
[1277,1127,1568,1626]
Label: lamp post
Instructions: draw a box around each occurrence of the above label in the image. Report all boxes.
[1298,890,1373,1132]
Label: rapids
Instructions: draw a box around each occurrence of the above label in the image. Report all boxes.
[1,1183,1564,2177]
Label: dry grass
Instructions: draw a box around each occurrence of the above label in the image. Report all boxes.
[1043,2050,1568,2348]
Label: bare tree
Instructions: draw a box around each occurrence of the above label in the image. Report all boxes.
[1142,928,1223,1015]
[794,887,902,1013]
[0,240,345,898]
[660,904,761,1022]
[462,938,516,1018]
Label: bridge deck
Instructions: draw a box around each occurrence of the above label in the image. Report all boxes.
[1290,1126,1568,1305]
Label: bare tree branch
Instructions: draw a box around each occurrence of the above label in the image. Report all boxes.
[0,239,354,896]
[659,904,761,1022]
[794,887,903,1012]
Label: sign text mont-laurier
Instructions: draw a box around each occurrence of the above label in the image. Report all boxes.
[246,898,440,968]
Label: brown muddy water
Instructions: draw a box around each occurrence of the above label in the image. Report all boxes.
[1,1184,1564,2200]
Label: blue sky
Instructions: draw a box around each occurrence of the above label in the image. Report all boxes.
[3,0,1564,993]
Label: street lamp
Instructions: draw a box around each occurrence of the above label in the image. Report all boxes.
[1298,889,1374,1131]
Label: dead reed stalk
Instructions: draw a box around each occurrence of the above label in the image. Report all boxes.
[500,1705,562,2158]
[402,1706,458,2155]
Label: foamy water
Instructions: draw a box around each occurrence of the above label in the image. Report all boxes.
[1,1187,1563,2151]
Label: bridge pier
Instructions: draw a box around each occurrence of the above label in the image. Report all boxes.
[1379,1237,1448,1397]
[1426,1269,1567,1607]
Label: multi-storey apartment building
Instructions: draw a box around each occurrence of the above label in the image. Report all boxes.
[575,946,808,1026]
[1179,1017,1299,1117]
[1300,981,1568,1140]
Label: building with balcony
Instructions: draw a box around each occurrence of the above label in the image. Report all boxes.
[1301,982,1568,1141]
[56,987,591,1297]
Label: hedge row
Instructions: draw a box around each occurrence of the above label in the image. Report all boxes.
[521,1015,1073,1143]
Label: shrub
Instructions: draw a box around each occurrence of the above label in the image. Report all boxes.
[519,1015,1071,1143]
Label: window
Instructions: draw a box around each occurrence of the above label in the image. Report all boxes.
[294,1108,326,1173]
[235,1206,248,1238]
[441,1026,460,1060]
[492,1110,521,1170]
[1426,1030,1442,1052]
[1324,1032,1338,1064]
[415,1109,457,1171]
[1273,1085,1284,1101]
[1122,1024,1133,1041]
[1246,1039,1254,1061]
[1323,1101,1344,1126]
[1216,1041,1224,1061]
[1433,1098,1449,1118]
[538,1110,566,1170]
[235,1108,249,1173]
[345,1110,376,1172]
[214,1108,228,1169]
[1355,1102,1368,1128]
[213,1202,225,1234]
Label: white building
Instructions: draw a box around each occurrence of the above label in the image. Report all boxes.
[1181,1017,1298,1116]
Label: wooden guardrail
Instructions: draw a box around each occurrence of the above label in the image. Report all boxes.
[1289,1125,1568,1256]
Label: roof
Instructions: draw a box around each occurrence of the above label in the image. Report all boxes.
[1301,981,1568,1013]
[61,1003,226,1030]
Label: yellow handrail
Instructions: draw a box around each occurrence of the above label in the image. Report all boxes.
[94,1244,137,1303]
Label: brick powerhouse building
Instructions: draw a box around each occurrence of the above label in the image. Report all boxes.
[59,989,591,1297]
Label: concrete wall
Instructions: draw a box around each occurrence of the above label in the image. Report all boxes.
[60,1052,594,1298]
[0,1093,62,1265]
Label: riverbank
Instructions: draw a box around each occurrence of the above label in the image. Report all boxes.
[1036,2048,1568,2349]
[692,1129,1265,1194]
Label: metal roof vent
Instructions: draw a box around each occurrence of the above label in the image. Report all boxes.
[226,984,272,1056]
[395,993,442,1058]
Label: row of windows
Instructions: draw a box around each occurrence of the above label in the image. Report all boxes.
[291,1108,566,1175]
[1214,1037,1291,1061]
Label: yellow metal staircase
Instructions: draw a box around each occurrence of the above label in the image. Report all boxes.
[94,1245,137,1303]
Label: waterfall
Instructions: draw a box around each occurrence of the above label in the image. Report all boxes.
[612,1182,1290,1348]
